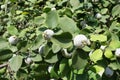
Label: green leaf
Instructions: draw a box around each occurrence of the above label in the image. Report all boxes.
[9,55,23,72]
[0,38,9,51]
[45,51,58,63]
[52,44,61,53]
[7,25,18,35]
[70,0,80,9]
[59,16,79,34]
[101,8,108,14]
[90,49,103,62]
[45,11,59,28]
[109,62,120,70]
[0,49,13,61]
[31,34,44,50]
[109,40,120,50]
[90,34,107,42]
[72,49,88,70]
[50,67,59,79]
[112,5,120,17]
[104,48,114,59]
[88,70,101,80]
[31,54,42,62]
[59,58,71,77]
[92,65,105,76]
[34,16,45,25]
[51,32,72,48]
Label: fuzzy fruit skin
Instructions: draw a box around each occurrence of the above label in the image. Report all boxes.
[1,5,5,9]
[38,44,45,54]
[80,21,87,28]
[8,36,18,45]
[51,7,56,11]
[25,57,32,64]
[73,34,90,48]
[95,13,102,19]
[105,67,114,77]
[48,65,53,73]
[43,29,54,40]
[100,45,106,51]
[115,48,120,57]
[92,0,99,2]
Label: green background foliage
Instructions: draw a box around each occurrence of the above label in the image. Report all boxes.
[0,0,120,80]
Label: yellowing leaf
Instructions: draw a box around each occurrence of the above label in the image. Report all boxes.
[104,48,114,59]
[90,34,107,42]
[90,49,103,62]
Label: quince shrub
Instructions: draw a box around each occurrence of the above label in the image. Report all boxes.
[0,0,120,80]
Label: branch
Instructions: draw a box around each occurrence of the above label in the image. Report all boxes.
[0,63,8,69]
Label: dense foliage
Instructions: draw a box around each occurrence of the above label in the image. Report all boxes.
[0,0,120,80]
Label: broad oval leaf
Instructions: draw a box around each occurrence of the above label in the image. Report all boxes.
[92,65,105,76]
[90,49,103,62]
[109,40,120,50]
[104,48,114,59]
[0,38,9,50]
[51,32,72,48]
[59,58,70,77]
[34,16,45,25]
[9,55,23,72]
[112,5,120,17]
[72,49,88,70]
[31,54,42,62]
[59,16,79,34]
[0,49,13,61]
[45,11,59,28]
[52,44,61,53]
[7,25,18,35]
[90,34,107,42]
[44,51,58,63]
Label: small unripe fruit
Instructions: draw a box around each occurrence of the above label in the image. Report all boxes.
[25,57,32,64]
[80,21,87,28]
[1,5,5,9]
[100,45,106,51]
[38,44,45,54]
[48,65,53,73]
[43,29,54,40]
[92,0,99,3]
[95,13,102,19]
[105,67,114,77]
[51,7,56,11]
[115,48,120,57]
[8,36,18,45]
[73,34,90,48]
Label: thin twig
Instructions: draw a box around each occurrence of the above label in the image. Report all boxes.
[0,63,8,68]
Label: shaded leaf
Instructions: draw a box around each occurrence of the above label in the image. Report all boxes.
[51,32,72,48]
